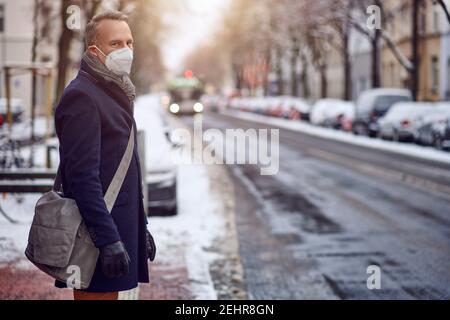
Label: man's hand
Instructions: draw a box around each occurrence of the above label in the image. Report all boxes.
[145,229,156,262]
[99,241,131,278]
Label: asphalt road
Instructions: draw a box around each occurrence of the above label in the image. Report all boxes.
[181,111,450,300]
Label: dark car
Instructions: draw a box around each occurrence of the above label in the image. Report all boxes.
[135,94,179,216]
[419,114,450,151]
[415,104,450,149]
[147,169,177,216]
[353,89,412,137]
[437,118,450,150]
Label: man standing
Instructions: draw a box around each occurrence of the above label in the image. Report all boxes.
[54,11,156,300]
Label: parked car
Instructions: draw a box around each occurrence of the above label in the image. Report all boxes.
[247,97,264,114]
[135,96,178,216]
[435,116,450,150]
[229,97,242,111]
[0,98,25,124]
[265,96,288,118]
[280,97,312,120]
[332,102,355,131]
[310,99,353,127]
[353,88,412,137]
[377,102,434,142]
[200,94,221,112]
[415,103,450,148]
[147,168,177,216]
[214,96,227,112]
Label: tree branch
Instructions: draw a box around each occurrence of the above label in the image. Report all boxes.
[437,0,450,24]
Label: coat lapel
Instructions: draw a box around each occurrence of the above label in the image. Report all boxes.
[79,60,134,119]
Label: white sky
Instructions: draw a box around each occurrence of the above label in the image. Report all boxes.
[161,0,231,76]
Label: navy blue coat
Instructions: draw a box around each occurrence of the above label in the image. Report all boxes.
[54,60,149,292]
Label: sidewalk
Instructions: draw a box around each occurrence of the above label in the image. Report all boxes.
[0,95,247,300]
[0,259,192,300]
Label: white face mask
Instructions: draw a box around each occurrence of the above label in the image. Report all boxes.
[93,46,134,76]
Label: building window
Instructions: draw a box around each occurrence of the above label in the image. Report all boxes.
[446,58,450,100]
[402,9,409,37]
[420,9,426,35]
[433,5,440,33]
[0,4,4,33]
[431,56,439,95]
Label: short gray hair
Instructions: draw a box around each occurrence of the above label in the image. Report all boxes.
[85,10,129,47]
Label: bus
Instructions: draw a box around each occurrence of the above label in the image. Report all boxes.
[167,76,204,115]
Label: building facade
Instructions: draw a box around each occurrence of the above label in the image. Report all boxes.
[0,0,34,110]
[440,0,450,100]
[382,0,446,101]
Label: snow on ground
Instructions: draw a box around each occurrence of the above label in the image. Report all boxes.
[223,110,450,164]
[0,94,226,299]
[134,94,226,299]
[1,117,51,141]
[0,118,54,268]
[0,193,39,269]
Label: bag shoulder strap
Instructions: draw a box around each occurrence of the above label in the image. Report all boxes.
[53,124,135,214]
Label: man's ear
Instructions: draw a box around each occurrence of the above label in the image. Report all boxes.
[87,45,99,58]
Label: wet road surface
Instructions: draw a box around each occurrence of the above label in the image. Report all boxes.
[181,111,450,300]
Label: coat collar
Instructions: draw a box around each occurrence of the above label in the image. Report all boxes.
[79,60,134,117]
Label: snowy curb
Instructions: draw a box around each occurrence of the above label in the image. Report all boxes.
[222,110,450,165]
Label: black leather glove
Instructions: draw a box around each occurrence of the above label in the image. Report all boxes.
[99,241,131,279]
[145,229,156,262]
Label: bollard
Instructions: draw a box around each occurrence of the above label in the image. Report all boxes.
[137,130,148,215]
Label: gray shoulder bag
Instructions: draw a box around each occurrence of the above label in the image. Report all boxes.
[25,124,135,290]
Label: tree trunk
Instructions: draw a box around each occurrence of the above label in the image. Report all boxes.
[300,52,310,99]
[371,29,381,88]
[263,49,271,96]
[233,64,242,92]
[411,0,421,101]
[343,26,352,100]
[371,0,382,88]
[31,0,39,145]
[275,45,284,96]
[291,47,299,97]
[320,64,328,98]
[55,0,74,104]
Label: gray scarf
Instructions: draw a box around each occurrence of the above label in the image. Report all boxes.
[82,51,136,102]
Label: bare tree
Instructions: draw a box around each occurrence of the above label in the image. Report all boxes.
[128,0,166,93]
[55,0,76,103]
[436,0,450,23]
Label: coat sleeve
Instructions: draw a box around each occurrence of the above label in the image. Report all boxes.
[55,89,122,248]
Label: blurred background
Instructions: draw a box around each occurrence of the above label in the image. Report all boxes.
[1,0,450,300]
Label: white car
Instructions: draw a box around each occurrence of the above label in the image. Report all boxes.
[280,97,311,120]
[378,102,434,142]
[353,88,412,137]
[310,99,353,127]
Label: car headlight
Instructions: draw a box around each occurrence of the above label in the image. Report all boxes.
[193,102,204,113]
[169,103,180,114]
